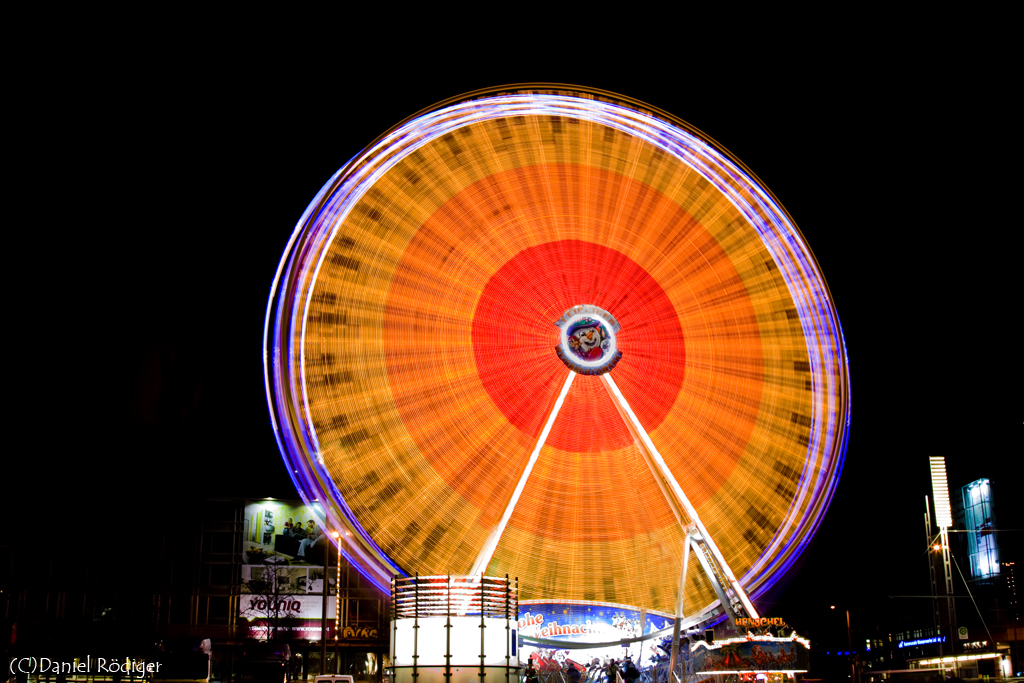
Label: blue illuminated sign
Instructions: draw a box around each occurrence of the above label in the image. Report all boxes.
[898,636,946,648]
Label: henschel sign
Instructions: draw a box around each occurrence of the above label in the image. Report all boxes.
[736,617,787,628]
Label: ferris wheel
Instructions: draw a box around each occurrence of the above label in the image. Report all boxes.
[264,85,850,629]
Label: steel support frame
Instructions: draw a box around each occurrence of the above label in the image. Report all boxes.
[941,524,958,674]
[668,531,691,683]
[601,374,758,623]
[470,369,758,633]
[925,496,942,656]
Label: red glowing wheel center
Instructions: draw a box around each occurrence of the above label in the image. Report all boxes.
[471,240,685,453]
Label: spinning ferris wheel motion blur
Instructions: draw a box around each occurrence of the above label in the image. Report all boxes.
[264,85,850,631]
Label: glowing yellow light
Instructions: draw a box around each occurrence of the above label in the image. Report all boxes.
[929,457,952,528]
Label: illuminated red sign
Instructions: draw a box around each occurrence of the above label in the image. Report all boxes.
[735,617,786,628]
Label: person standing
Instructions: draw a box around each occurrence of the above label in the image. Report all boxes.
[621,657,638,683]
[525,658,540,683]
[605,659,620,683]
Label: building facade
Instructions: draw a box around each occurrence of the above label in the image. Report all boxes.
[0,497,389,682]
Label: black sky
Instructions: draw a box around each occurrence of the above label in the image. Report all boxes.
[16,36,1019,631]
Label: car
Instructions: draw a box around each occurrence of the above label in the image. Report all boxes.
[314,676,355,683]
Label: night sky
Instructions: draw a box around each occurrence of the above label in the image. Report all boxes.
[19,42,1018,636]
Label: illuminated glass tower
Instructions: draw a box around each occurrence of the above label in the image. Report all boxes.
[962,479,1000,579]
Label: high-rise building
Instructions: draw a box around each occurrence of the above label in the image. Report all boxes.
[962,479,1000,580]
[950,478,1022,675]
[1002,562,1019,623]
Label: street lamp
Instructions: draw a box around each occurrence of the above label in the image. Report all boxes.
[321,534,330,675]
[826,605,855,682]
[332,531,341,674]
[320,529,342,676]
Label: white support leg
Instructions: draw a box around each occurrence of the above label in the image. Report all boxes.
[601,375,685,527]
[470,371,576,578]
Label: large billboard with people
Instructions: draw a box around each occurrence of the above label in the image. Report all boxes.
[244,499,333,566]
[242,500,336,640]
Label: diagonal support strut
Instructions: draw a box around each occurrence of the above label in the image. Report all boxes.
[470,371,576,578]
